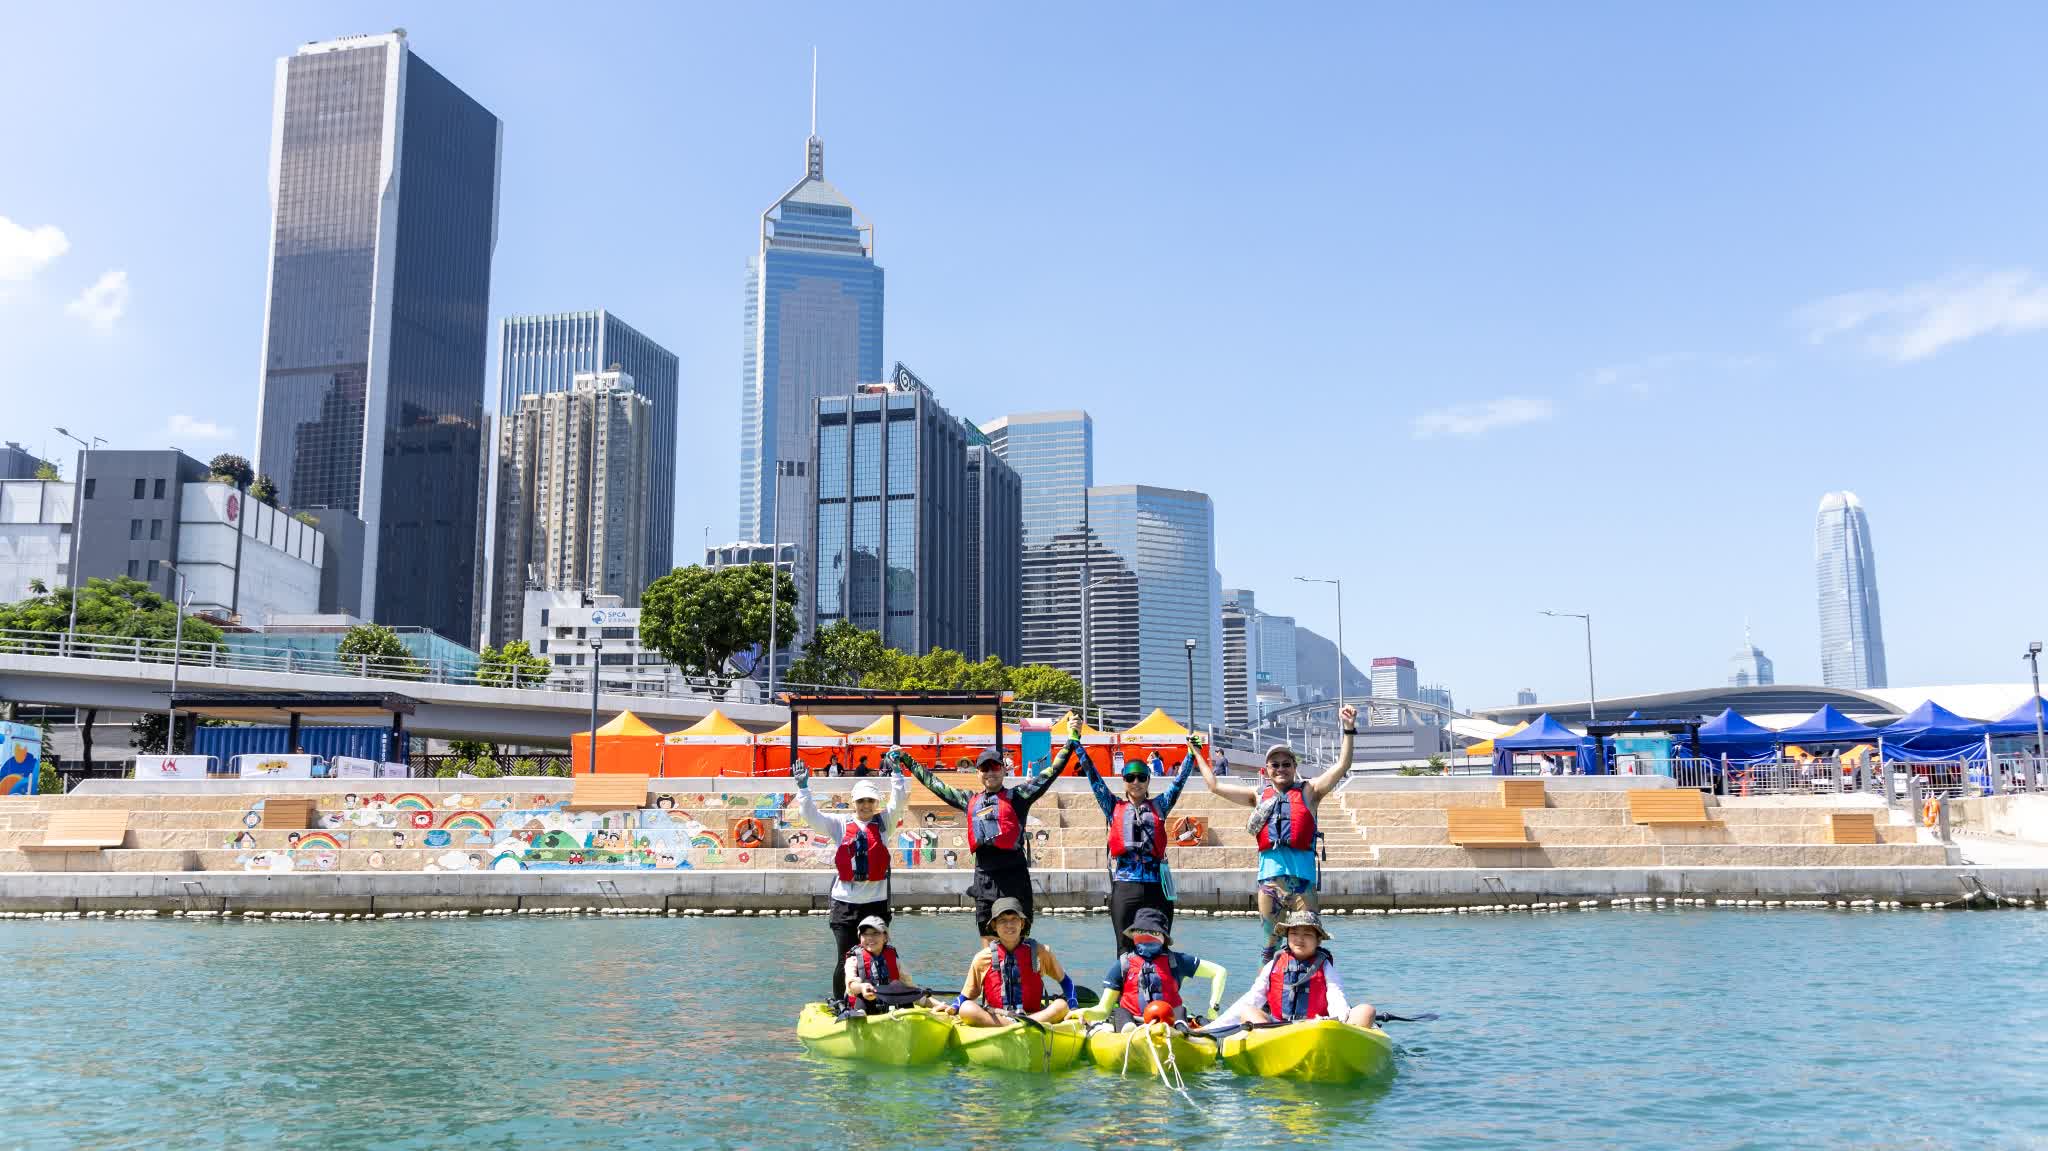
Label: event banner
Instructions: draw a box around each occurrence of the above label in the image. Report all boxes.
[0,721,40,795]
[235,754,319,780]
[133,755,217,781]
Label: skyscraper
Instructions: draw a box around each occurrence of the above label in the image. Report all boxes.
[489,371,655,646]
[1084,484,1219,729]
[737,94,884,635]
[1815,491,1887,689]
[253,31,500,643]
[1728,624,1775,687]
[1221,591,1256,729]
[1370,657,1419,724]
[500,311,679,587]
[983,411,1093,678]
[964,435,1023,663]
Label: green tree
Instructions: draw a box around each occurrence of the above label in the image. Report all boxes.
[207,453,253,488]
[785,619,890,688]
[638,563,797,687]
[1010,663,1083,708]
[33,460,59,481]
[249,473,278,505]
[0,576,224,651]
[475,640,551,688]
[336,623,421,679]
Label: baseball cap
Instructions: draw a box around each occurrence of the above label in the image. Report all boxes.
[974,747,1006,769]
[857,915,889,932]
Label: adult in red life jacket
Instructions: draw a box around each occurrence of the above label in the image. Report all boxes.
[943,897,1071,1027]
[904,739,1074,941]
[842,916,933,1013]
[1081,739,1198,955]
[796,756,910,1003]
[1196,704,1359,954]
[1094,907,1227,1028]
[1205,909,1375,1031]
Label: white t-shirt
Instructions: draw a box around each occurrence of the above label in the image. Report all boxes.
[797,775,909,904]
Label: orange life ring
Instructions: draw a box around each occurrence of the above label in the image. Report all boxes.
[732,817,770,848]
[1170,816,1208,846]
[1729,767,1751,798]
[1921,797,1939,828]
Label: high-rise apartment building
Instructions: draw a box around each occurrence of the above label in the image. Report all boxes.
[737,111,885,640]
[253,31,500,643]
[1370,656,1419,724]
[1728,625,1776,687]
[983,411,1093,678]
[1,443,53,480]
[499,311,679,587]
[809,366,973,656]
[1221,592,1256,729]
[489,371,654,646]
[964,437,1023,663]
[1516,688,1538,706]
[1815,490,1887,689]
[1084,484,1220,729]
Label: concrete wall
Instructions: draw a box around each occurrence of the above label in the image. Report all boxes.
[1953,794,2048,842]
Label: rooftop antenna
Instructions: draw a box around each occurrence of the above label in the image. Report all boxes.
[810,46,818,137]
[805,47,824,179]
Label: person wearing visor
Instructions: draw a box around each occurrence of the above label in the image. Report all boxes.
[843,915,933,1013]
[1080,735,1198,955]
[903,736,1076,942]
[1196,703,1358,954]
[1205,908,1374,1030]
[1097,907,1227,1027]
[795,751,910,1003]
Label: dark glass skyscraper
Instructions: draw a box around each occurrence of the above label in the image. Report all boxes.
[983,411,1093,678]
[254,31,500,642]
[499,311,679,587]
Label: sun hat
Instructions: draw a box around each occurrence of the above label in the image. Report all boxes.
[1122,906,1172,944]
[1274,908,1330,941]
[987,896,1027,922]
[850,780,883,802]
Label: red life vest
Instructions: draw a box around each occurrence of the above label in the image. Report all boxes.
[834,817,889,883]
[966,789,1022,853]
[846,944,901,1006]
[1106,798,1166,864]
[981,938,1044,1012]
[1256,784,1318,851]
[1117,951,1183,1016]
[1263,949,1334,1021]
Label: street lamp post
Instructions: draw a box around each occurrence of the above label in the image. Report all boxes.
[1295,575,1346,721]
[53,427,104,658]
[1540,610,1597,721]
[587,636,603,775]
[163,563,192,754]
[764,463,787,701]
[2027,642,2045,788]
[1184,638,1198,733]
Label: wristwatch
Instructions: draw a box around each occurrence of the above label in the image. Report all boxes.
[1341,728,1357,736]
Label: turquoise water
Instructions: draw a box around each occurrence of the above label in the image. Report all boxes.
[2,909,2045,1149]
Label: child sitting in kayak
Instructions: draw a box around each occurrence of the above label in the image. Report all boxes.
[1206,909,1375,1030]
[943,897,1073,1026]
[843,916,933,1014]
[1097,907,1226,1027]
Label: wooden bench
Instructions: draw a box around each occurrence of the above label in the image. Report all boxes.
[20,810,129,852]
[1446,808,1532,848]
[565,774,649,811]
[259,798,316,830]
[1626,789,1724,828]
[1825,812,1878,844]
[1498,779,1547,809]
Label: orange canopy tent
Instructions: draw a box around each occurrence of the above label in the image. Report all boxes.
[845,714,939,770]
[938,713,1022,772]
[1050,711,1115,775]
[1118,708,1196,772]
[755,714,847,777]
[660,709,754,777]
[1463,720,1529,758]
[571,710,665,775]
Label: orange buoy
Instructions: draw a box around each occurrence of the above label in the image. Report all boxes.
[1143,1000,1176,1025]
[732,817,770,848]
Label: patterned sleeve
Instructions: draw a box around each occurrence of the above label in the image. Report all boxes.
[902,755,969,811]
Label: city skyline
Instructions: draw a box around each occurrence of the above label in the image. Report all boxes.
[6,7,2048,705]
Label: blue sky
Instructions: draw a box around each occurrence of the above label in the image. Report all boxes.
[4,3,2045,708]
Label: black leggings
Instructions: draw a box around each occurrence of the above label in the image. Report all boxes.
[828,898,891,1002]
[1108,880,1172,954]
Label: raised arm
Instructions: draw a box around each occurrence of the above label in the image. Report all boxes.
[881,761,911,829]
[792,761,844,837]
[1194,743,1260,806]
[902,754,970,812]
[1014,738,1079,805]
[1078,747,1116,820]
[1191,958,1229,1018]
[1307,704,1358,800]
[1157,743,1199,813]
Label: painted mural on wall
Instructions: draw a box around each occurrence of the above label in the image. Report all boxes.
[0,722,40,796]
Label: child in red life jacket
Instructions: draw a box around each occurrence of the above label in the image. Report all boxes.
[843,916,930,1012]
[1207,909,1375,1030]
[795,756,910,1003]
[1095,907,1227,1027]
[943,897,1071,1027]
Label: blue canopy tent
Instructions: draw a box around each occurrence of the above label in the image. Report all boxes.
[1774,705,1877,749]
[1876,701,1988,763]
[1493,714,1603,775]
[1988,696,2048,742]
[1696,708,1778,767]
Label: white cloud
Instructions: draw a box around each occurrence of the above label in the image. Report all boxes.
[0,215,69,281]
[166,414,234,441]
[64,269,128,333]
[1410,396,1555,440]
[1799,269,2048,361]
[1586,353,1689,396]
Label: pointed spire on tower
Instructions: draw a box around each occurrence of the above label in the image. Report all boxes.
[806,47,824,179]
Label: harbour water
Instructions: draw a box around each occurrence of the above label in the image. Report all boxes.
[2,908,2044,1149]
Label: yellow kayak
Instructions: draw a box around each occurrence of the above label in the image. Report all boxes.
[952,1015,1088,1072]
[796,1003,957,1066]
[1079,1003,1220,1075]
[1219,1018,1395,1085]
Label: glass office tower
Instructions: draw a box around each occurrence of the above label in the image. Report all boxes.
[1083,484,1220,729]
[254,31,500,642]
[499,310,679,587]
[983,411,1093,678]
[1815,490,1887,688]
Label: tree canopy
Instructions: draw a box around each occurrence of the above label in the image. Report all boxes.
[336,623,421,678]
[785,620,1083,707]
[638,563,798,686]
[207,453,253,488]
[0,577,224,650]
[475,640,551,688]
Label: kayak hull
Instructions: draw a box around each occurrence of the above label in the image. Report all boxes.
[953,1017,1088,1072]
[1085,1022,1220,1075]
[1219,1019,1395,1085]
[797,1003,957,1067]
